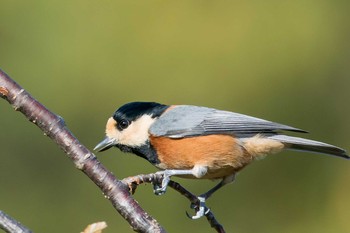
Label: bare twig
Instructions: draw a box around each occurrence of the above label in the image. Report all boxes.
[168,181,226,233]
[122,174,226,233]
[0,70,166,233]
[0,210,32,233]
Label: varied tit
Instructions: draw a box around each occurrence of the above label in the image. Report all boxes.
[94,102,349,219]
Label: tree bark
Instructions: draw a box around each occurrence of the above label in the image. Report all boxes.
[0,211,32,233]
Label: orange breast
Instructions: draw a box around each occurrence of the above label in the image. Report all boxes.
[150,134,253,179]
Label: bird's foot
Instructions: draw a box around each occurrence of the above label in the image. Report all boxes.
[186,196,210,220]
[153,170,171,195]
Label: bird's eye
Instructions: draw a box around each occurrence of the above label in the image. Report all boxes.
[118,119,129,130]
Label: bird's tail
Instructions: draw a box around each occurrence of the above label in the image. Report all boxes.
[268,135,349,159]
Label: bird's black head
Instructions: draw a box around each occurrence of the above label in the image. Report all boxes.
[94,102,169,152]
[113,102,169,130]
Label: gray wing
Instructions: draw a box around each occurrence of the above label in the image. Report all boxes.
[150,105,306,138]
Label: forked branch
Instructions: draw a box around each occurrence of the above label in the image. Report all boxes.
[122,174,226,233]
[0,69,226,233]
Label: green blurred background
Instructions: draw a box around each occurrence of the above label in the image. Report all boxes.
[1,1,349,232]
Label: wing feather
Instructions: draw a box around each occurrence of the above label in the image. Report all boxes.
[150,105,306,138]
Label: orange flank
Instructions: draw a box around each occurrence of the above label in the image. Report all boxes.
[150,134,252,179]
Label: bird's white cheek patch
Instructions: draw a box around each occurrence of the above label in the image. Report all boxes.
[118,115,156,147]
[105,117,119,139]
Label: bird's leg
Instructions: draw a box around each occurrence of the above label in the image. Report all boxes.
[152,167,235,220]
[153,165,208,195]
[187,174,236,220]
[153,169,194,195]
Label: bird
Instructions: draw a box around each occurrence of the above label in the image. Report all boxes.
[94,101,349,219]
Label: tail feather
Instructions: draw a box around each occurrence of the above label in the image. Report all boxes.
[268,135,349,159]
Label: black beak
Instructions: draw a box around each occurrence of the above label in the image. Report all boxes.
[94,137,117,152]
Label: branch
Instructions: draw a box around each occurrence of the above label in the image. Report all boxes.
[0,210,32,233]
[0,70,166,233]
[122,174,226,233]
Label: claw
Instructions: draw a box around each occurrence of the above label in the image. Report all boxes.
[153,171,171,195]
[153,184,167,195]
[153,183,164,195]
[186,196,210,219]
